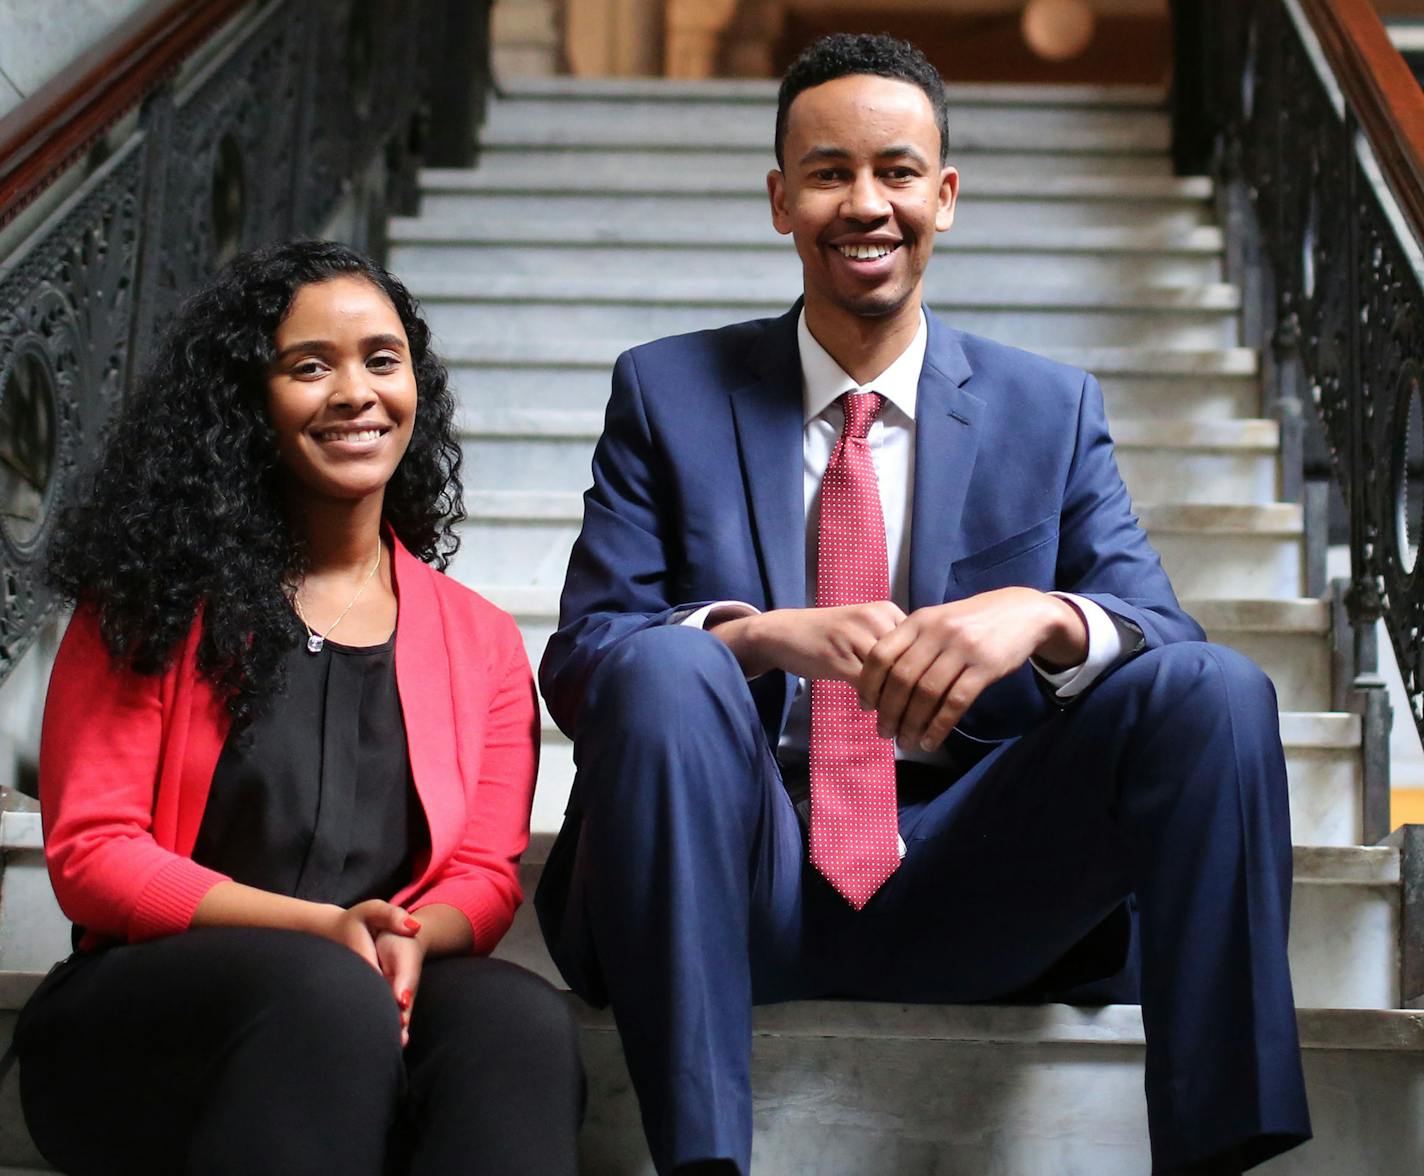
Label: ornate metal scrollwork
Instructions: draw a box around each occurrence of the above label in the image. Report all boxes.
[0,1,482,690]
[0,143,142,677]
[1206,0,1424,744]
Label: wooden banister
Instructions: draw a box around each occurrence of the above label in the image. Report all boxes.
[0,0,250,232]
[1298,0,1424,242]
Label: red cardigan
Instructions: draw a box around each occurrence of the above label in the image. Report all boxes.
[40,537,538,953]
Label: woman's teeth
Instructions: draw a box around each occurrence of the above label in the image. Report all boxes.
[318,429,383,442]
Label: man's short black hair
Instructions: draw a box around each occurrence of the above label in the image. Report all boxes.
[774,33,949,170]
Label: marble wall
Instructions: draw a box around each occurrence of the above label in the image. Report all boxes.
[0,0,152,120]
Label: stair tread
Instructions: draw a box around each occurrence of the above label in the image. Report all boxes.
[495,77,1168,108]
[442,338,1257,375]
[392,216,1225,253]
[421,166,1213,201]
[458,411,1279,450]
[412,272,1242,312]
[460,491,1303,534]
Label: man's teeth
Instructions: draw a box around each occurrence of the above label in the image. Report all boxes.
[838,243,895,260]
[319,429,383,442]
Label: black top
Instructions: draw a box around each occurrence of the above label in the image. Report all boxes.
[191,627,426,906]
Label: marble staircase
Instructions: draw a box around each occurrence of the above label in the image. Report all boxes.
[2,78,1422,1173]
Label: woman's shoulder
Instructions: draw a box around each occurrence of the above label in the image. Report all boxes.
[408,560,523,648]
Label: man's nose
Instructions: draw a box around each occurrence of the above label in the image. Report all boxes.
[842,171,890,222]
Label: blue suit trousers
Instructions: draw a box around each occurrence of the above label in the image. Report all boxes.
[547,625,1311,1174]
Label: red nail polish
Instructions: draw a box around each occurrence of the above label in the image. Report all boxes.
[403,917,421,934]
[400,989,412,1008]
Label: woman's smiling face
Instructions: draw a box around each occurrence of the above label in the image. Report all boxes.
[265,275,417,508]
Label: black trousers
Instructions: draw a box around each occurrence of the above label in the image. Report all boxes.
[15,927,584,1176]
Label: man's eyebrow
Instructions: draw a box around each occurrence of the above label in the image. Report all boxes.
[274,333,406,362]
[796,144,931,167]
[878,144,931,168]
[798,145,852,166]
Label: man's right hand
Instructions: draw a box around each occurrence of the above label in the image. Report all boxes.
[709,601,905,680]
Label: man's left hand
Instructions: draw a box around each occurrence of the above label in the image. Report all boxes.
[857,588,1088,752]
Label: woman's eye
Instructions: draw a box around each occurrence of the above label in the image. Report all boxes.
[292,361,326,378]
[368,354,400,372]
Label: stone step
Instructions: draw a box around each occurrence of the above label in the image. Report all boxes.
[392,213,1223,253]
[0,819,1404,1019]
[1141,503,1305,600]
[394,239,1224,290]
[471,141,1177,179]
[414,191,1213,233]
[480,96,1170,154]
[3,963,1418,1175]
[421,164,1213,201]
[446,345,1259,420]
[451,493,1303,598]
[496,77,1168,108]
[457,412,1281,506]
[420,284,1242,350]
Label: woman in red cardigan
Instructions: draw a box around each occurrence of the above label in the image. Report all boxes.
[13,240,582,1174]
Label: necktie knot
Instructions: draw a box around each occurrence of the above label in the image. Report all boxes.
[840,391,884,442]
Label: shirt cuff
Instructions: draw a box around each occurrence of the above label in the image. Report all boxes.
[1031,593,1140,699]
[681,601,761,630]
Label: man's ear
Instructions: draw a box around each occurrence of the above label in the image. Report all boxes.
[935,166,959,234]
[767,169,793,236]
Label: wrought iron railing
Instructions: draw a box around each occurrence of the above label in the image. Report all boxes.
[0,0,492,685]
[1175,0,1424,1003]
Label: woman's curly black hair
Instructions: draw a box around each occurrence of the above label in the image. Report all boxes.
[48,239,464,724]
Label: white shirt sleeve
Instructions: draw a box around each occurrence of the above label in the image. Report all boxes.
[681,601,762,630]
[1031,592,1143,699]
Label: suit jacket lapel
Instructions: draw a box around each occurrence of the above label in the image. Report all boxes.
[910,315,984,610]
[729,304,806,612]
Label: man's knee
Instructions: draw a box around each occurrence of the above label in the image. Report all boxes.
[1114,641,1277,728]
[584,623,756,740]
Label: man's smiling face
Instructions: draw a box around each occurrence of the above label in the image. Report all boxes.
[768,73,958,325]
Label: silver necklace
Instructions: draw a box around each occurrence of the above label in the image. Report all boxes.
[294,541,382,654]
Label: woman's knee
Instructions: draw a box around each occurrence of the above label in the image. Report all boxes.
[417,957,580,1063]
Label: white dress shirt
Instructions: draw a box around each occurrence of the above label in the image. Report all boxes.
[687,308,1137,766]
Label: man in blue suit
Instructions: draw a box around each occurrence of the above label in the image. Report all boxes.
[536,33,1310,1176]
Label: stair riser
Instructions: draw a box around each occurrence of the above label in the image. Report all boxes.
[1291,882,1400,1007]
[457,436,1276,504]
[415,193,1213,232]
[426,303,1240,349]
[3,1003,1419,1176]
[531,734,1363,846]
[1154,534,1303,599]
[392,243,1224,289]
[471,147,1178,180]
[454,519,1303,599]
[0,852,69,974]
[482,103,1170,153]
[1194,631,1330,713]
[448,367,1260,422]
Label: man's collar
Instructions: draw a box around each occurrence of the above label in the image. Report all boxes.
[796,307,928,423]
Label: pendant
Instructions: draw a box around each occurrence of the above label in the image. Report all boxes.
[306,633,325,654]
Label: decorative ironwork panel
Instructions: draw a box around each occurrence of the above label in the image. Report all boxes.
[147,2,305,332]
[1200,0,1424,745]
[0,141,143,676]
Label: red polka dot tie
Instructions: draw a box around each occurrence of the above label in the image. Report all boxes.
[809,391,899,909]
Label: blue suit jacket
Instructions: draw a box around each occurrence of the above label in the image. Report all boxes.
[539,303,1204,751]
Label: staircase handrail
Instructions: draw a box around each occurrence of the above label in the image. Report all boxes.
[1297,0,1424,240]
[0,0,250,232]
